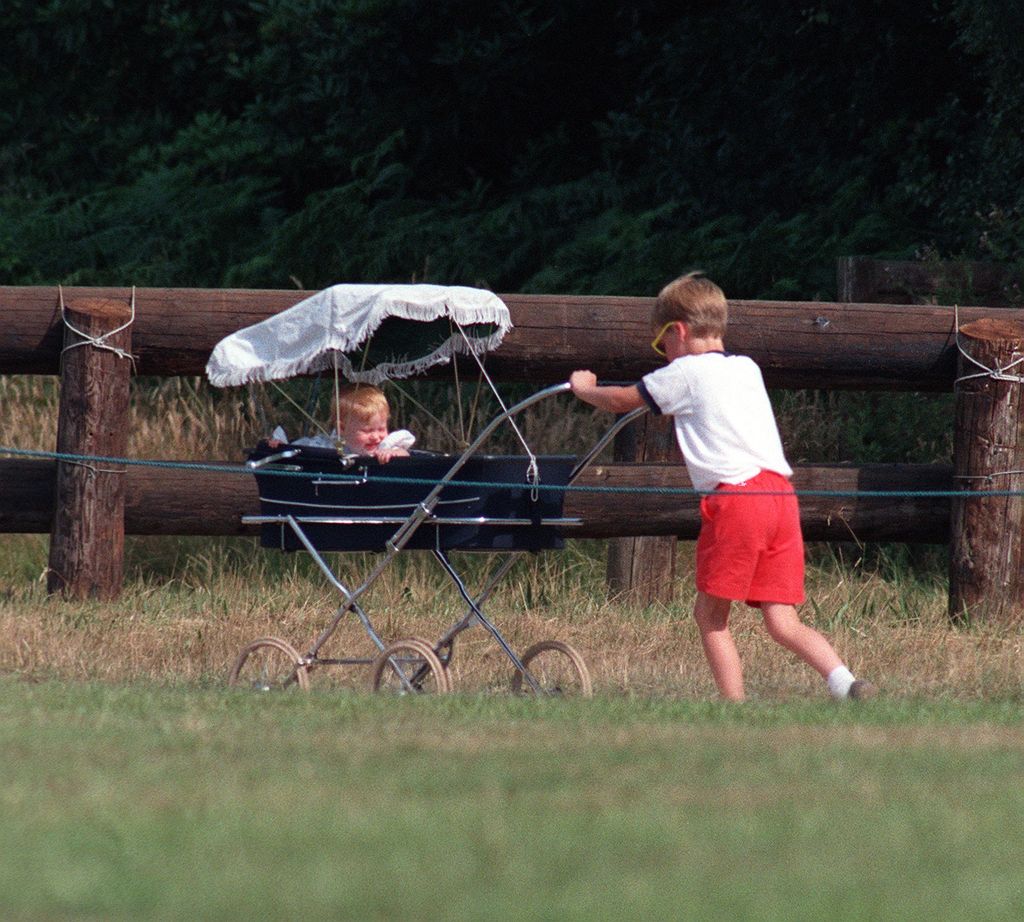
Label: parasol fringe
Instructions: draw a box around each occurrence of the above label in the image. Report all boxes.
[205,284,512,388]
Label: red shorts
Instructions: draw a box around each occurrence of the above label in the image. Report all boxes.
[695,469,805,607]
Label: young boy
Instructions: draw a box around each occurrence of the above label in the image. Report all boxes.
[569,272,875,701]
[270,383,414,462]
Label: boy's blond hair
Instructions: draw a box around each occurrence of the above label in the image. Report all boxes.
[652,271,728,339]
[333,384,389,426]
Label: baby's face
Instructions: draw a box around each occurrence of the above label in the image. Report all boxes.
[342,410,389,454]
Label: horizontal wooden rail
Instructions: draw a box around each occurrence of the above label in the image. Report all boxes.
[3,285,1022,389]
[1,458,951,543]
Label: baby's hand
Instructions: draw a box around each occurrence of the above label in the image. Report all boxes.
[374,447,410,464]
[378,429,416,452]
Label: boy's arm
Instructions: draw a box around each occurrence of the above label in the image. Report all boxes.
[569,370,646,414]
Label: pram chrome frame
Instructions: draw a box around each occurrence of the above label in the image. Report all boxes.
[230,381,648,695]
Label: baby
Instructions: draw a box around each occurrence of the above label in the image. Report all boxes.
[268,383,414,462]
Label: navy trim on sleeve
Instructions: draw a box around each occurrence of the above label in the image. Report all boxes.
[636,380,662,415]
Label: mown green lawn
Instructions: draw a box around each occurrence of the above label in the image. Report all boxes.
[1,680,1022,921]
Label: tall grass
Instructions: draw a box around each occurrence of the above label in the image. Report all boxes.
[2,374,1020,699]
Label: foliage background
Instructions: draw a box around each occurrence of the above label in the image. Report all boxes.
[2,0,1022,298]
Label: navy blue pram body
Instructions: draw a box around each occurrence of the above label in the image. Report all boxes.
[248,443,576,553]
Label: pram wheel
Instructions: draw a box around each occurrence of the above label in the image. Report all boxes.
[229,637,310,692]
[511,640,593,698]
[370,639,452,695]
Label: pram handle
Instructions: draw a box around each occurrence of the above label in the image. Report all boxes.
[375,382,574,553]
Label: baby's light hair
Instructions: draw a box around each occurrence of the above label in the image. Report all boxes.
[334,384,389,427]
[652,271,728,339]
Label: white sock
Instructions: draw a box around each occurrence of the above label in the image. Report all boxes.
[827,665,855,699]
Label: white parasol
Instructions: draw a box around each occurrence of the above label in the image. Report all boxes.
[206,283,512,387]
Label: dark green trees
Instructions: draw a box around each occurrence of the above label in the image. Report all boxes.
[1,1,1019,296]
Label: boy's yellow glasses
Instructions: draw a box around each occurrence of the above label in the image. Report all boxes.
[650,321,676,357]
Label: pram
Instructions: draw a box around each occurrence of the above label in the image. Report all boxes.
[206,284,646,695]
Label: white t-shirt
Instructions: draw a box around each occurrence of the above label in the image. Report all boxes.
[640,352,792,493]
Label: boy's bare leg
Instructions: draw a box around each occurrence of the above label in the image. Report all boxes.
[693,591,744,701]
[760,602,843,678]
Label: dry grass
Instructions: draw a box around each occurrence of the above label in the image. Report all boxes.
[1,374,1021,700]
[2,534,1021,700]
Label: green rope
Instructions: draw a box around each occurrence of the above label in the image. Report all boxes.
[3,444,1024,498]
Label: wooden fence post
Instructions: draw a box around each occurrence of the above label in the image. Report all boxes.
[949,318,1024,622]
[837,256,1024,306]
[605,414,680,604]
[47,296,133,600]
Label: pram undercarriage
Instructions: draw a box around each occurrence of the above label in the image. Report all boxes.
[229,383,646,696]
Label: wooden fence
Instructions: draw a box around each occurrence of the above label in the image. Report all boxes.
[837,256,1024,307]
[2,283,1023,620]
[837,257,1024,620]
